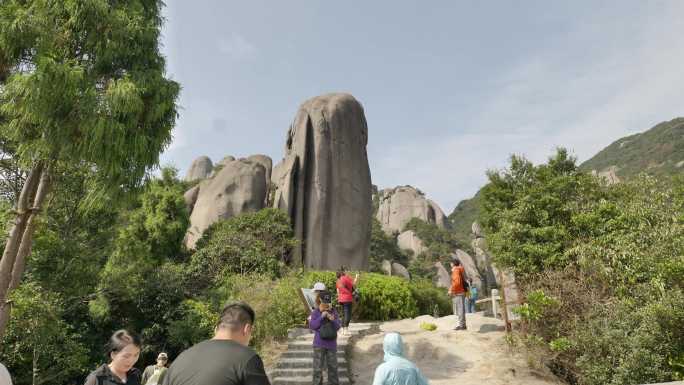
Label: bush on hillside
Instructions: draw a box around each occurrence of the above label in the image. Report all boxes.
[355,273,418,320]
[188,208,298,291]
[409,278,452,317]
[482,149,684,384]
[369,218,409,272]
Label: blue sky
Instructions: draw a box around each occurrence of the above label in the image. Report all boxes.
[159,1,684,212]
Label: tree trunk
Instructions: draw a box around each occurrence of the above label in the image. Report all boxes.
[0,162,47,337]
[9,169,51,291]
[33,345,38,385]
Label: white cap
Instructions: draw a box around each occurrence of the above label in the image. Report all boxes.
[312,282,326,291]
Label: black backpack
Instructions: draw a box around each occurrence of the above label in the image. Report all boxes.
[319,318,337,340]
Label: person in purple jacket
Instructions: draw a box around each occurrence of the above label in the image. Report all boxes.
[309,290,341,385]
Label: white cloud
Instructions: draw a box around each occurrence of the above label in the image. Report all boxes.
[374,1,684,213]
[217,33,257,59]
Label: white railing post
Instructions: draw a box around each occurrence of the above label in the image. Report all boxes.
[491,289,499,319]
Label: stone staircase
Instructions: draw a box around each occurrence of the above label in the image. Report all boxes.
[271,323,375,385]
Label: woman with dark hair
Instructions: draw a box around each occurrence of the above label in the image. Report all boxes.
[84,329,142,385]
[335,266,358,336]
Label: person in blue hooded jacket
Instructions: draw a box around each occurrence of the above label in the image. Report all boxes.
[372,333,430,385]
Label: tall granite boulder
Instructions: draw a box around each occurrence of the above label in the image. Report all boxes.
[185,158,268,249]
[433,262,451,288]
[452,249,483,292]
[185,156,213,182]
[397,230,427,259]
[271,93,372,270]
[376,186,449,235]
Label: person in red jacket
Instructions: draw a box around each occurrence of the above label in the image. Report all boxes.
[336,266,358,336]
[448,257,468,330]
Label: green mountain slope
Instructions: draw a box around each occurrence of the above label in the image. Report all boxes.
[448,189,483,247]
[579,117,684,178]
[449,117,684,243]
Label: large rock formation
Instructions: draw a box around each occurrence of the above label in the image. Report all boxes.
[376,186,449,235]
[452,249,483,292]
[271,93,372,270]
[433,262,451,288]
[185,158,269,248]
[397,230,427,259]
[183,185,200,213]
[471,222,498,290]
[185,156,213,182]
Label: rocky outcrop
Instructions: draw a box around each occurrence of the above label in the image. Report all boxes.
[183,185,200,213]
[381,260,393,276]
[471,222,483,238]
[433,262,451,288]
[591,166,620,185]
[471,222,498,290]
[452,249,483,292]
[391,262,410,280]
[217,155,236,167]
[246,154,273,187]
[271,93,372,270]
[397,230,427,259]
[376,186,449,235]
[185,158,269,248]
[185,156,213,182]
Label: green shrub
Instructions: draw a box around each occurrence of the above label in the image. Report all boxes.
[409,279,451,317]
[355,273,418,320]
[210,273,309,352]
[574,290,684,385]
[167,299,216,350]
[188,209,297,290]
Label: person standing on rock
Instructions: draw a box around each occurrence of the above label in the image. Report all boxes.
[336,267,358,336]
[161,301,270,385]
[466,279,478,313]
[371,333,429,385]
[448,257,468,330]
[309,290,341,385]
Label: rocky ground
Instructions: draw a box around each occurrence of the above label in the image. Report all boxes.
[349,313,562,385]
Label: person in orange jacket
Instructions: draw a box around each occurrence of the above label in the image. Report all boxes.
[447,256,468,330]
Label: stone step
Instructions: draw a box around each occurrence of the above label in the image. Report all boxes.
[281,350,346,359]
[276,357,347,369]
[272,367,349,378]
[273,376,350,385]
[287,341,349,350]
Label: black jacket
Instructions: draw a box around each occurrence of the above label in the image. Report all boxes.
[84,364,141,385]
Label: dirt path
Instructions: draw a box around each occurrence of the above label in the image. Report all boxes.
[349,313,562,385]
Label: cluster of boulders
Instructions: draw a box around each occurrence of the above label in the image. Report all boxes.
[184,154,272,249]
[179,92,512,298]
[182,93,373,270]
[376,186,449,235]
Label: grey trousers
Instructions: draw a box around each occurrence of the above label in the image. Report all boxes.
[452,294,466,328]
[313,347,339,385]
